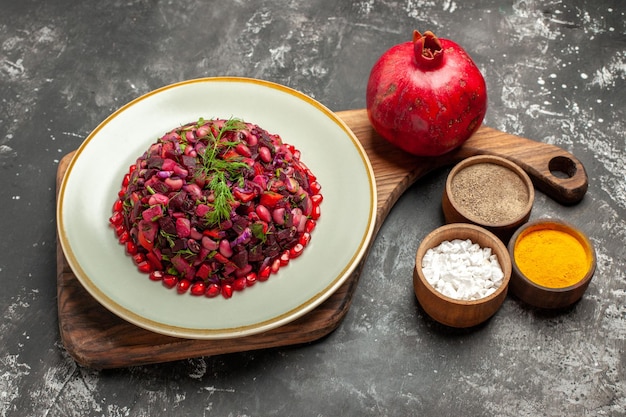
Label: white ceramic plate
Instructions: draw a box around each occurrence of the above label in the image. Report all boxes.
[57,77,377,339]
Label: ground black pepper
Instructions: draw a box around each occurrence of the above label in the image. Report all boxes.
[450,162,529,224]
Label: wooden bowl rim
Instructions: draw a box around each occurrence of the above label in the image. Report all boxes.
[444,155,535,227]
[415,223,512,306]
[508,218,597,293]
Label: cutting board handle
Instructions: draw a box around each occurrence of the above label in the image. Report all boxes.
[451,126,588,205]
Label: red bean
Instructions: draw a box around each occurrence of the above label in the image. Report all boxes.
[164,177,183,191]
[175,218,191,238]
[219,239,233,258]
[256,204,271,223]
[201,236,219,251]
[272,207,286,225]
[259,146,272,162]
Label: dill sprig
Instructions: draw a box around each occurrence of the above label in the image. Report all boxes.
[198,118,249,226]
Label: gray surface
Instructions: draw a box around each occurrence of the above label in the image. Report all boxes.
[1,0,625,416]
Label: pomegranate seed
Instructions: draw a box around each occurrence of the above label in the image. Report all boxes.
[177,279,191,294]
[310,181,321,194]
[109,211,124,226]
[132,253,145,265]
[129,164,137,173]
[125,240,138,255]
[114,224,126,237]
[118,187,127,198]
[305,219,316,233]
[162,275,178,288]
[271,258,281,273]
[221,283,233,299]
[122,173,131,187]
[118,230,130,244]
[190,281,206,296]
[298,232,311,247]
[232,277,246,291]
[258,266,271,281]
[205,283,221,298]
[311,204,321,220]
[279,250,290,266]
[137,261,152,274]
[149,271,164,281]
[311,194,323,206]
[245,272,257,287]
[289,243,304,258]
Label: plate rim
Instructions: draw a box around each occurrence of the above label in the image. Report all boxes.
[56,76,377,339]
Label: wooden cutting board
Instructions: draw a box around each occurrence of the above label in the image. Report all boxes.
[56,108,587,369]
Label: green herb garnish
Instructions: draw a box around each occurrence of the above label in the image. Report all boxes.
[197,118,249,226]
[251,222,267,243]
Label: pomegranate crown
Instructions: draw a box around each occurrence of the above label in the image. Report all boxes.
[412,30,444,70]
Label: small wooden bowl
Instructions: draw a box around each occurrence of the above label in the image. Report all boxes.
[508,219,596,309]
[442,155,534,243]
[413,223,512,328]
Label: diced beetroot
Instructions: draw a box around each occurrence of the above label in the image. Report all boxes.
[181,155,197,170]
[161,158,177,171]
[231,249,249,270]
[171,254,195,280]
[145,251,163,270]
[175,217,191,238]
[148,193,169,206]
[196,263,213,280]
[142,205,164,222]
[195,204,210,217]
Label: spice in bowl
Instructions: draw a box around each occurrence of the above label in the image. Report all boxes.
[508,219,596,309]
[413,223,512,328]
[449,162,529,224]
[421,238,504,301]
[514,228,589,288]
[442,155,534,243]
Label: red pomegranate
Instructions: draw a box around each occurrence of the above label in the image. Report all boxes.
[366,30,487,156]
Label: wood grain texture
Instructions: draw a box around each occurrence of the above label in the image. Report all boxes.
[56,108,588,369]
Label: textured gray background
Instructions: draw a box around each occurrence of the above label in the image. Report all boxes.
[1,0,624,416]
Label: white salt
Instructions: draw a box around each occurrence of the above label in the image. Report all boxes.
[421,239,504,301]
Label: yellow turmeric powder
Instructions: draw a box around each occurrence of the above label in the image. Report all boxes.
[514,228,590,288]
